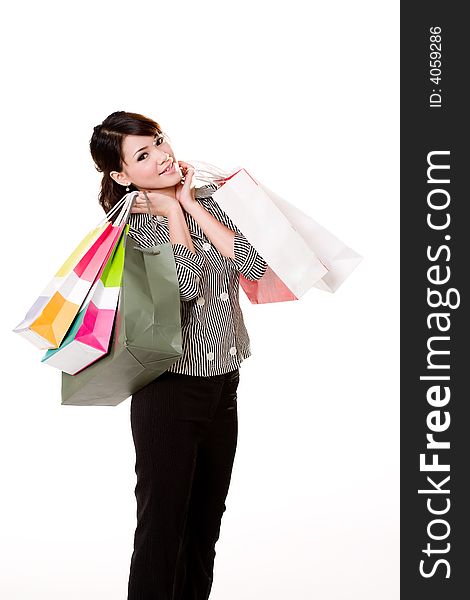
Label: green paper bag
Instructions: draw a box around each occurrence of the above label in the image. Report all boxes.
[61,232,182,406]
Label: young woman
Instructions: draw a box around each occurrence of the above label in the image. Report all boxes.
[89,111,267,600]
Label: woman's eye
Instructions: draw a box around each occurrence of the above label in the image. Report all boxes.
[137,135,164,160]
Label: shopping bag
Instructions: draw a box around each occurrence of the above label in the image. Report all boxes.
[13,194,134,349]
[212,168,362,303]
[257,180,363,293]
[61,231,183,406]
[41,225,127,374]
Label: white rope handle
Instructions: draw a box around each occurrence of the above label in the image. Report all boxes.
[96,191,139,227]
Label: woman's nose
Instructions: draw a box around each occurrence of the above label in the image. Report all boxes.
[154,148,169,163]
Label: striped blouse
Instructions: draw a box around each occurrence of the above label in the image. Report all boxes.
[127,183,268,376]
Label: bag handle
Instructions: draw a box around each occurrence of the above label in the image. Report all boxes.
[132,190,161,255]
[96,191,139,227]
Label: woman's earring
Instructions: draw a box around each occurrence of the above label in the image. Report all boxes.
[126,182,131,192]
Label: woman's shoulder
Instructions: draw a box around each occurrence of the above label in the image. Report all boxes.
[126,212,164,247]
[195,182,219,199]
[127,211,155,229]
[194,183,238,231]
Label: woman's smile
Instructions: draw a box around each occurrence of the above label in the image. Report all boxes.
[160,162,176,175]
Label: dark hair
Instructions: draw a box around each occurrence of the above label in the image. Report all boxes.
[89,111,165,214]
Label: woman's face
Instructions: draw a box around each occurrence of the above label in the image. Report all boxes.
[110,132,181,191]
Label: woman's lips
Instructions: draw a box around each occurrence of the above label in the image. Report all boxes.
[160,162,176,175]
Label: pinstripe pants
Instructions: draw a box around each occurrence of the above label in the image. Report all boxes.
[127,368,239,600]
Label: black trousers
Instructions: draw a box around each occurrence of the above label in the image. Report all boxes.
[127,368,240,600]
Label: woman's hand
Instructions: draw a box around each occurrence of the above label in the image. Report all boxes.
[130,190,180,217]
[175,161,198,213]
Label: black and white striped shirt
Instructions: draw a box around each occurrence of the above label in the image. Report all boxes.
[127,183,268,376]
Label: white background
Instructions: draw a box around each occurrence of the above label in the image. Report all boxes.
[0,1,399,598]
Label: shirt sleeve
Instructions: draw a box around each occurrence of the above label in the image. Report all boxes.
[199,186,268,281]
[127,214,204,302]
[231,231,268,281]
[171,243,205,302]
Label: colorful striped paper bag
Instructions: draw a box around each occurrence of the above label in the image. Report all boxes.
[13,193,135,349]
[41,226,127,374]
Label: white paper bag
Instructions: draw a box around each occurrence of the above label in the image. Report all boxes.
[213,168,362,301]
[257,181,363,292]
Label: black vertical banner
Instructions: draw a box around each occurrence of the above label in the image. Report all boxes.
[401,3,468,599]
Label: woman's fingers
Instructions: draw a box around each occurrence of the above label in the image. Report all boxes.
[132,191,151,208]
[178,160,195,176]
[182,165,195,187]
[131,193,153,213]
[178,160,194,168]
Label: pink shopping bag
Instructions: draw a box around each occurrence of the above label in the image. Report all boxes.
[41,226,127,374]
[13,193,136,348]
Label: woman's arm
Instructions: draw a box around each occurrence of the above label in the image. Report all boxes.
[167,204,205,300]
[184,202,236,258]
[128,209,203,302]
[185,196,268,282]
[167,204,196,253]
[175,165,267,281]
